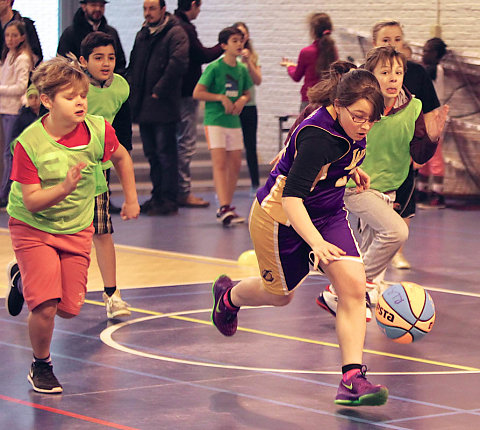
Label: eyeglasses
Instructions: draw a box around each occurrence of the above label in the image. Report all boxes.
[344,106,376,125]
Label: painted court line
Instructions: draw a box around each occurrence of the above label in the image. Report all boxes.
[2,325,476,428]
[0,339,406,429]
[0,394,139,430]
[93,304,480,374]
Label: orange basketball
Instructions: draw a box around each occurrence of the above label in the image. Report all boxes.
[375,282,435,344]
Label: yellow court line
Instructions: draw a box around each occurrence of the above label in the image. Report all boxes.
[113,243,244,266]
[0,227,243,268]
[4,225,479,372]
[86,299,480,372]
[3,227,480,297]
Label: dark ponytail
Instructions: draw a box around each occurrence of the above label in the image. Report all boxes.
[307,61,357,106]
[308,60,384,122]
[309,13,337,76]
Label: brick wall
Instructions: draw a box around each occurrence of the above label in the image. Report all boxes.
[15,1,480,195]
[106,0,479,163]
[14,0,59,59]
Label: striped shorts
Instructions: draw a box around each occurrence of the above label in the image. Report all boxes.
[93,169,114,235]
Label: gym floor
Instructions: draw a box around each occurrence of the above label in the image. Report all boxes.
[1,190,479,429]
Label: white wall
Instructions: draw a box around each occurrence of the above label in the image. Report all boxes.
[14,0,59,60]
[15,0,480,163]
[108,0,480,162]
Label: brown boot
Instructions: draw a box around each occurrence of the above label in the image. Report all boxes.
[178,193,210,208]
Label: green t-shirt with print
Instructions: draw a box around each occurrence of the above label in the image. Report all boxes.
[198,56,253,128]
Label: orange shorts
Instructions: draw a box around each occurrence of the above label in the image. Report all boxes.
[8,218,94,315]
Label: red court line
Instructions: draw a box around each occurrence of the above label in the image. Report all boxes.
[0,394,139,430]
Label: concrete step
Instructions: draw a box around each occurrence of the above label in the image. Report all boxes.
[110,158,271,194]
[112,123,270,195]
[110,176,260,195]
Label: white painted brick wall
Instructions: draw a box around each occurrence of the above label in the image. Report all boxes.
[15,0,480,164]
[14,0,59,60]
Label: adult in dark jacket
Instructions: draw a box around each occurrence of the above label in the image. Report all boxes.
[128,0,189,216]
[0,1,42,66]
[173,0,222,208]
[57,0,126,75]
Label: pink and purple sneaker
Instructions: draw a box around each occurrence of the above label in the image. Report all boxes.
[334,366,388,406]
[211,275,238,336]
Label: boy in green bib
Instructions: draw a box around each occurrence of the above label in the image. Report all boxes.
[5,56,139,394]
[317,46,448,316]
[79,31,133,319]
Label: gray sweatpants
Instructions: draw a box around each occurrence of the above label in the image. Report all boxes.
[344,188,409,281]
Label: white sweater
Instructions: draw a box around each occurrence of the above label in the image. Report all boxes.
[0,51,32,115]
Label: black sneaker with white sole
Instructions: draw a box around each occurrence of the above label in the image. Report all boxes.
[6,260,24,316]
[28,362,63,394]
[216,205,245,226]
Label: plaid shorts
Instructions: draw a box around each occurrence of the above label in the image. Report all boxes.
[93,170,114,235]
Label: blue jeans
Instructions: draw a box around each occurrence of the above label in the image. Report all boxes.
[176,97,198,198]
[1,114,18,201]
[139,122,178,205]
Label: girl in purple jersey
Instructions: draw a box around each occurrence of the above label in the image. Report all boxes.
[211,62,389,407]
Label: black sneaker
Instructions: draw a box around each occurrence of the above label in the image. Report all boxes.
[140,198,154,214]
[146,200,178,216]
[6,260,24,316]
[109,201,122,214]
[416,190,429,204]
[27,362,63,394]
[216,205,245,227]
[428,192,446,209]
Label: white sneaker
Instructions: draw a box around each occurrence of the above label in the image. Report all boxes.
[103,290,131,319]
[391,252,411,269]
[366,280,379,305]
[367,280,391,305]
[316,284,372,322]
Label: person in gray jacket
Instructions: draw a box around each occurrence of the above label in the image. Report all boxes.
[127,0,189,216]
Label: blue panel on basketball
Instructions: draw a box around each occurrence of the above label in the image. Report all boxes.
[382,284,416,325]
[419,297,435,320]
[409,326,429,342]
[376,321,407,339]
[375,282,436,344]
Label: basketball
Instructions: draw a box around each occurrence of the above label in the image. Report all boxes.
[375,282,436,344]
[237,249,258,268]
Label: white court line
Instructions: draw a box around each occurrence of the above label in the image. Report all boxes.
[100,309,480,376]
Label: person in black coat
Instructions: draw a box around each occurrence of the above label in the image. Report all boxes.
[57,0,126,75]
[127,0,188,216]
[173,0,223,208]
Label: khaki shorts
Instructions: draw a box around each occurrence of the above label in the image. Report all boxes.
[205,126,243,151]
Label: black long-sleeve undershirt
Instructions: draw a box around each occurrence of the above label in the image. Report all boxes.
[283,126,349,199]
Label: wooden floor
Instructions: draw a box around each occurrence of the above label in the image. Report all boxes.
[1,190,480,429]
